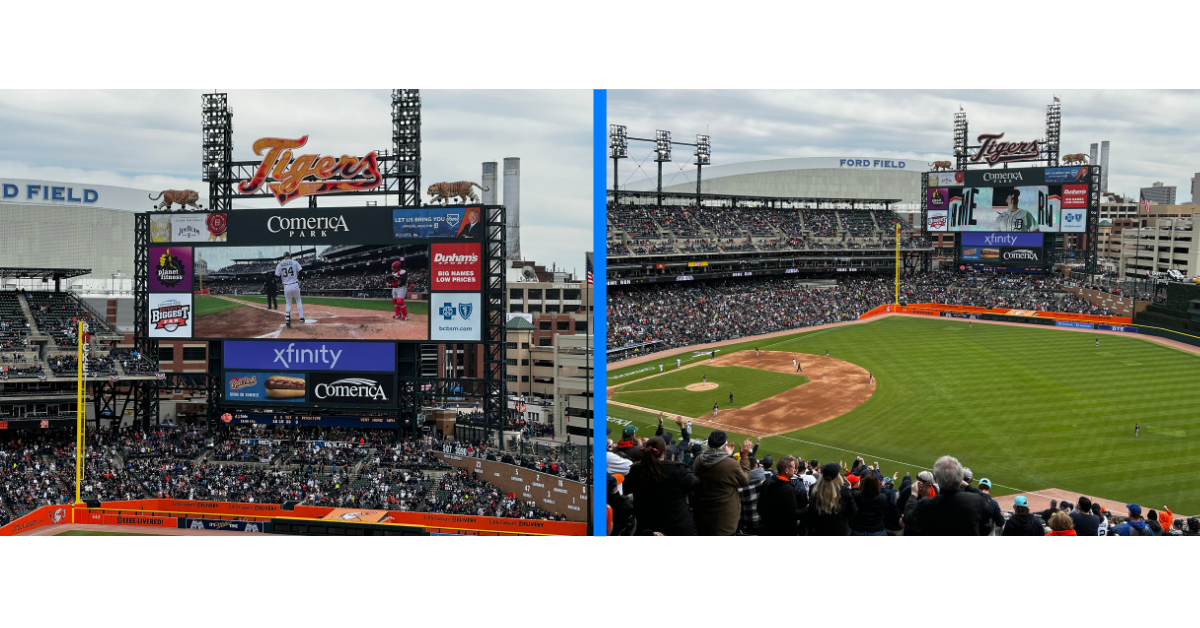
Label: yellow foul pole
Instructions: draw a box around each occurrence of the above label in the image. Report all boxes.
[75,319,87,505]
[894,223,900,305]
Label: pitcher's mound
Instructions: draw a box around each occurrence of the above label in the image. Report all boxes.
[686,382,719,391]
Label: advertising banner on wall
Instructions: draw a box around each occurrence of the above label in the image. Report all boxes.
[393,207,482,240]
[224,341,395,372]
[960,232,1045,267]
[431,293,482,341]
[430,243,482,291]
[149,246,193,292]
[147,293,193,338]
[184,518,264,532]
[226,207,393,245]
[225,371,307,404]
[151,213,229,243]
[308,372,396,406]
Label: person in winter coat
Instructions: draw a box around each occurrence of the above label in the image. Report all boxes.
[690,431,752,536]
[1002,496,1046,536]
[1046,511,1076,536]
[613,425,643,462]
[1113,503,1155,536]
[905,456,994,536]
[607,474,635,535]
[849,472,889,536]
[804,463,858,535]
[1145,509,1164,536]
[976,479,1006,536]
[882,475,904,535]
[624,436,699,535]
[758,456,803,536]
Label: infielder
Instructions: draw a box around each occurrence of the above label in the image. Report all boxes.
[712,402,719,418]
[659,364,663,373]
[755,347,759,357]
[275,251,304,327]
[676,358,681,369]
[795,358,802,373]
[389,259,408,321]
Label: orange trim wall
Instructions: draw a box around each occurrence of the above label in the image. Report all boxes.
[858,303,1132,326]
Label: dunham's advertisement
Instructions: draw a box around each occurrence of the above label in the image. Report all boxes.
[147,293,193,338]
[430,243,482,291]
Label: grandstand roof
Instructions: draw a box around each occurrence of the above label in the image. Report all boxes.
[0,267,91,280]
[611,190,902,207]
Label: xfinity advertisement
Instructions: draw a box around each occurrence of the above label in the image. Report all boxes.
[959,232,1045,268]
[224,341,395,371]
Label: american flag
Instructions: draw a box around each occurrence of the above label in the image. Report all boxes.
[1140,192,1151,214]
[586,252,593,285]
[1053,95,1060,103]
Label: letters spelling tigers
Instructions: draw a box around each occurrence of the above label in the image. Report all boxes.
[238,136,382,205]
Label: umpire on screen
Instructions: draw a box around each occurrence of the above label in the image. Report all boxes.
[264,274,279,310]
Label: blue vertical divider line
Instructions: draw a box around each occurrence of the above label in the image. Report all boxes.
[592,89,607,535]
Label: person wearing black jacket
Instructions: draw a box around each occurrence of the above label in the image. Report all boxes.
[758,456,802,536]
[623,435,699,535]
[264,275,279,310]
[905,455,994,536]
[804,463,858,536]
[976,479,1006,536]
[608,474,635,535]
[1068,495,1101,537]
[849,472,889,536]
[1002,496,1046,536]
[882,475,904,535]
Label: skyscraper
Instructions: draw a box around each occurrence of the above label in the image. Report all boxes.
[1141,181,1176,205]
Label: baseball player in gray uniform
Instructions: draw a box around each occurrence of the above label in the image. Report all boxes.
[275,251,304,327]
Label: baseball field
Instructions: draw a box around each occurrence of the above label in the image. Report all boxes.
[607,315,1200,514]
[193,294,429,340]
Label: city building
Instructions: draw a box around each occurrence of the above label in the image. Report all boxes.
[1118,212,1200,279]
[1140,181,1176,205]
[1192,173,1200,204]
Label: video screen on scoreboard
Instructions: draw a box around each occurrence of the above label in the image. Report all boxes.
[144,207,485,342]
[925,167,1093,233]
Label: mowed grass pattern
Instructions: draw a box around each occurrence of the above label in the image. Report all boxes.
[607,317,1200,512]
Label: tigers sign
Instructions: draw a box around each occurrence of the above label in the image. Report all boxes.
[238,136,382,205]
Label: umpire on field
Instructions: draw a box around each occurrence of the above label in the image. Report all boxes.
[264,274,279,310]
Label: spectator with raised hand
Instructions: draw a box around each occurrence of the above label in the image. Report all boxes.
[1046,511,1076,536]
[804,462,857,536]
[848,471,889,536]
[1001,496,1046,536]
[904,455,993,536]
[690,431,752,536]
[758,456,802,536]
[1156,505,1175,536]
[623,435,698,536]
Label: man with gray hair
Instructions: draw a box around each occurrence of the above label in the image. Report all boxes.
[904,455,994,536]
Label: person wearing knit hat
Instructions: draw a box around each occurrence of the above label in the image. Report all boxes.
[690,430,754,535]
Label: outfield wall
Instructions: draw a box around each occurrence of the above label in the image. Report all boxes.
[0,498,587,536]
[857,303,1133,326]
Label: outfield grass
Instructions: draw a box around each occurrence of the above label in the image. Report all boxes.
[54,530,162,536]
[608,317,1200,511]
[611,365,807,416]
[196,295,429,316]
[194,295,246,317]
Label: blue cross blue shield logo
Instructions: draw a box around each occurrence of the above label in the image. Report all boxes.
[445,212,462,229]
[458,303,473,319]
[439,302,457,320]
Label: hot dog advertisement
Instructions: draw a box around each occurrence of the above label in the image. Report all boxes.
[225,371,307,404]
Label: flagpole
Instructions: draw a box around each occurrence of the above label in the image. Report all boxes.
[75,319,86,505]
[895,223,900,306]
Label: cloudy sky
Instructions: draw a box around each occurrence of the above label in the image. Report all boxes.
[0,89,592,273]
[608,90,1200,202]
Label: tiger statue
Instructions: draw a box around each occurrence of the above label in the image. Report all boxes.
[426,181,489,205]
[149,189,203,211]
[1061,153,1089,165]
[929,160,953,171]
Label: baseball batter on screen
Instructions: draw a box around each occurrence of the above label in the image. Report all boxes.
[389,258,408,321]
[275,251,304,327]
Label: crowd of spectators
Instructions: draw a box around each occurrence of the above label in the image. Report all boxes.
[608,271,1118,353]
[607,420,1197,536]
[204,267,430,297]
[1,427,582,524]
[608,202,921,243]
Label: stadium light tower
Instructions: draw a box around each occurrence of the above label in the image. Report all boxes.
[694,134,711,208]
[655,129,672,206]
[609,124,628,206]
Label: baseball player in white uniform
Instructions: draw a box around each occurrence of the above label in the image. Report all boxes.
[275,251,304,327]
[389,258,408,321]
